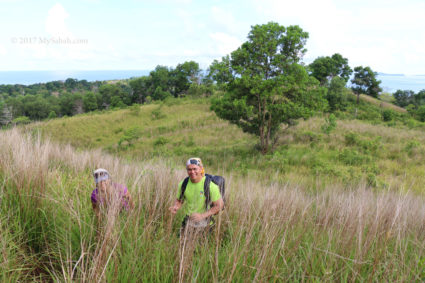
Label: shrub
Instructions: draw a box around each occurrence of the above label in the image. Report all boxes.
[12,116,31,125]
[118,126,141,148]
[129,104,141,116]
[382,109,395,121]
[339,149,372,165]
[321,114,337,135]
[153,137,169,147]
[151,106,166,120]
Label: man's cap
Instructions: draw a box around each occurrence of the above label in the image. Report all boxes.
[186,157,203,167]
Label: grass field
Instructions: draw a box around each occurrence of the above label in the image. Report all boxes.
[1,126,425,281]
[1,96,425,281]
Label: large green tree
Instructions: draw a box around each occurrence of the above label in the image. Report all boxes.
[351,66,382,100]
[210,22,327,154]
[308,53,352,85]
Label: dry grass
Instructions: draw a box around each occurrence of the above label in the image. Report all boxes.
[1,128,425,281]
[358,94,407,113]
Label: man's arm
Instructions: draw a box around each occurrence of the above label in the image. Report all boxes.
[169,199,183,214]
[190,198,224,222]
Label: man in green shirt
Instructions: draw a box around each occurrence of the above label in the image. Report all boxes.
[169,157,224,229]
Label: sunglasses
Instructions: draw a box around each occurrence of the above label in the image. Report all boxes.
[94,172,107,178]
[188,159,201,166]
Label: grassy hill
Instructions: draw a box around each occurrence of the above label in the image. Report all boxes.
[30,96,425,192]
[1,110,425,281]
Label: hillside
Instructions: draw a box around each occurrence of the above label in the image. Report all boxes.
[2,119,425,281]
[30,97,425,192]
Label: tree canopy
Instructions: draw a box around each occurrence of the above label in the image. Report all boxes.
[308,53,352,85]
[210,22,327,153]
[351,66,382,99]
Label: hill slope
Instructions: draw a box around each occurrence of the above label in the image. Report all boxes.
[1,124,425,281]
[30,97,425,192]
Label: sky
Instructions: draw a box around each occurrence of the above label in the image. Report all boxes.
[0,0,424,75]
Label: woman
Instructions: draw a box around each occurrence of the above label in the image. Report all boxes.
[91,168,133,220]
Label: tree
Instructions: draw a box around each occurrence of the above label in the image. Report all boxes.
[210,22,327,154]
[413,89,425,107]
[308,53,352,85]
[351,66,382,100]
[129,76,151,103]
[327,76,349,112]
[393,90,414,108]
[83,91,98,112]
[173,61,200,96]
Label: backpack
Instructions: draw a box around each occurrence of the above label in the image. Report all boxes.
[179,174,225,210]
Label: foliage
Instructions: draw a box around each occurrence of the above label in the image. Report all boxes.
[129,104,141,116]
[308,53,352,85]
[210,22,327,153]
[47,110,57,119]
[382,109,395,121]
[351,66,382,99]
[321,114,337,135]
[326,76,349,112]
[117,126,141,149]
[82,91,98,112]
[393,90,415,108]
[151,105,166,120]
[12,116,30,124]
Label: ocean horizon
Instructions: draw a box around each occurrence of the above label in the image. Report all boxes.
[0,70,424,93]
[0,70,150,86]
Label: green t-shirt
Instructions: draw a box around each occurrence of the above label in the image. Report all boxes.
[177,176,221,216]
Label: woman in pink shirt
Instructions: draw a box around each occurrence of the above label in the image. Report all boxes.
[91,168,133,220]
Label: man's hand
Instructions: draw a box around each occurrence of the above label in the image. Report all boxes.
[169,199,183,214]
[169,205,179,214]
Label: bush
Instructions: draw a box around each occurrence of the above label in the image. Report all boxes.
[129,104,141,116]
[151,106,166,120]
[12,116,31,125]
[153,137,169,147]
[321,114,337,135]
[382,109,395,121]
[339,149,372,165]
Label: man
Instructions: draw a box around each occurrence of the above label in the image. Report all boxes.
[169,158,224,230]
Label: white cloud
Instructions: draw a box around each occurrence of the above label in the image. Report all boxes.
[254,0,425,74]
[45,3,71,37]
[209,32,242,55]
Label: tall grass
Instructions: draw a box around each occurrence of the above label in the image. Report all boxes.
[1,128,425,281]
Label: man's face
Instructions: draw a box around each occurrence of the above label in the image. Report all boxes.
[187,164,202,182]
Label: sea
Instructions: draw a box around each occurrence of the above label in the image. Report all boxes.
[0,70,424,93]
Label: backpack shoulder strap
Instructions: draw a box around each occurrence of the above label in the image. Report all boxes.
[179,177,190,201]
[204,174,212,210]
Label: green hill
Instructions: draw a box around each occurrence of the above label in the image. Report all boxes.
[29,96,425,192]
[1,96,425,281]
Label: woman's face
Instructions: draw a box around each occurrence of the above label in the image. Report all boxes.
[98,179,110,192]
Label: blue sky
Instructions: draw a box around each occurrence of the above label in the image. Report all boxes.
[1,0,424,75]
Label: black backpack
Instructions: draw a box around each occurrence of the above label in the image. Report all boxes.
[179,174,225,210]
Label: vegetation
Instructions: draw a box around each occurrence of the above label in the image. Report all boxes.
[210,22,327,154]
[2,20,425,281]
[2,119,425,281]
[27,96,425,192]
[351,66,383,100]
[308,53,353,85]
